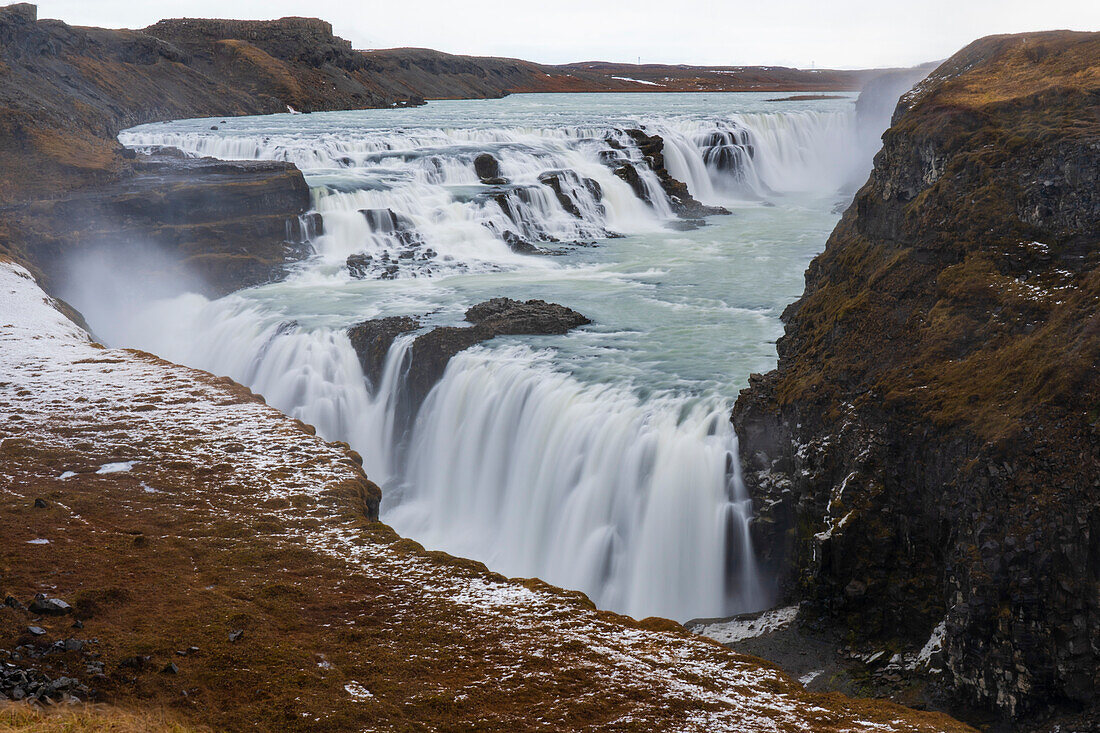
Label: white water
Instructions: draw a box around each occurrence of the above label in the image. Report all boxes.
[93,92,872,622]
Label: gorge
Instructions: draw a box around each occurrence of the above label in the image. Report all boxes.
[0,3,1097,731]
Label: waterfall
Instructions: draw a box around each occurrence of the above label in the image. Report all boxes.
[385,345,764,620]
[116,291,767,620]
[121,109,859,276]
[102,96,866,623]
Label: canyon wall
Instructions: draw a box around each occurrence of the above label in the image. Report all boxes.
[732,31,1099,721]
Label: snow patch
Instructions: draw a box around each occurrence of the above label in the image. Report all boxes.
[799,669,823,685]
[611,76,662,87]
[916,620,946,667]
[97,461,136,474]
[344,681,373,700]
[690,605,799,644]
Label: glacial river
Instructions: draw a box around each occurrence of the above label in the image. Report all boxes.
[100,92,870,621]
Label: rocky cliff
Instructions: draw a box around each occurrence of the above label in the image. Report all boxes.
[0,4,408,295]
[732,31,1099,724]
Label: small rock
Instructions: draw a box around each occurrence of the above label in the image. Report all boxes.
[33,498,47,509]
[119,654,151,670]
[161,662,179,675]
[71,620,83,630]
[3,596,24,610]
[27,626,46,636]
[29,594,72,616]
[228,630,244,643]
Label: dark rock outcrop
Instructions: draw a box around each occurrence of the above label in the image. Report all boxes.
[347,299,589,421]
[346,315,421,388]
[731,31,1100,725]
[8,150,312,297]
[0,5,435,297]
[404,298,589,408]
[618,130,729,219]
[474,153,507,184]
[538,170,604,219]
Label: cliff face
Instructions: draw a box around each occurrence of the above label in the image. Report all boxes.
[732,31,1099,720]
[0,4,395,294]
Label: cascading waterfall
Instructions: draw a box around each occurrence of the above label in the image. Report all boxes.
[385,346,765,620]
[103,94,869,622]
[121,108,860,280]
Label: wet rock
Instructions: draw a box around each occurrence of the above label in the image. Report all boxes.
[360,208,414,234]
[474,153,506,184]
[346,315,421,388]
[613,163,649,203]
[346,253,373,279]
[403,298,590,414]
[731,32,1100,723]
[537,170,603,219]
[502,230,541,254]
[666,219,705,231]
[347,298,589,433]
[620,129,729,219]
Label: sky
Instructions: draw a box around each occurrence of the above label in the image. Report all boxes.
[34,0,1100,69]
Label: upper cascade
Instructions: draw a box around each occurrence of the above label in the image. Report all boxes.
[121,106,863,281]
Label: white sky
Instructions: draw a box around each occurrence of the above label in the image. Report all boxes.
[34,0,1100,69]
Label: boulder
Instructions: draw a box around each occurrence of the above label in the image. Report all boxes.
[403,298,589,412]
[346,298,589,426]
[474,153,506,184]
[28,594,72,616]
[346,315,421,388]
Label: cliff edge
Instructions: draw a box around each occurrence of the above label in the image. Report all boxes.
[732,30,1099,724]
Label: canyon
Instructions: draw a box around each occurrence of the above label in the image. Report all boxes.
[0,2,1097,731]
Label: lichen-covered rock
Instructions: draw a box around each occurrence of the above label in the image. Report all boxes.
[732,30,1100,724]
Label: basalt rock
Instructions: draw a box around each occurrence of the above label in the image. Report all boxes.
[347,316,421,388]
[731,31,1100,726]
[346,299,589,425]
[6,150,312,297]
[403,298,589,410]
[538,170,604,219]
[474,153,507,184]
[621,129,729,219]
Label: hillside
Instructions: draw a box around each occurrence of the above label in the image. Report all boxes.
[732,30,1100,726]
[0,259,975,730]
[358,49,876,98]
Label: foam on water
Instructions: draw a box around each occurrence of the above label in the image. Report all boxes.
[95,92,880,621]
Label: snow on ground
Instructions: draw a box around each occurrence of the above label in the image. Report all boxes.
[611,76,663,86]
[689,605,801,644]
[0,260,968,732]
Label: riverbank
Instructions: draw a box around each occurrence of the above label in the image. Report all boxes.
[0,259,973,730]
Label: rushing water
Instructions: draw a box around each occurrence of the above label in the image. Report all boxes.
[96,92,868,622]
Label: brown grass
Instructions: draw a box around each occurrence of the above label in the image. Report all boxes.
[0,704,204,732]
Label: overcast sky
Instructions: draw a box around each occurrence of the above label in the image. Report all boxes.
[35,0,1100,68]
